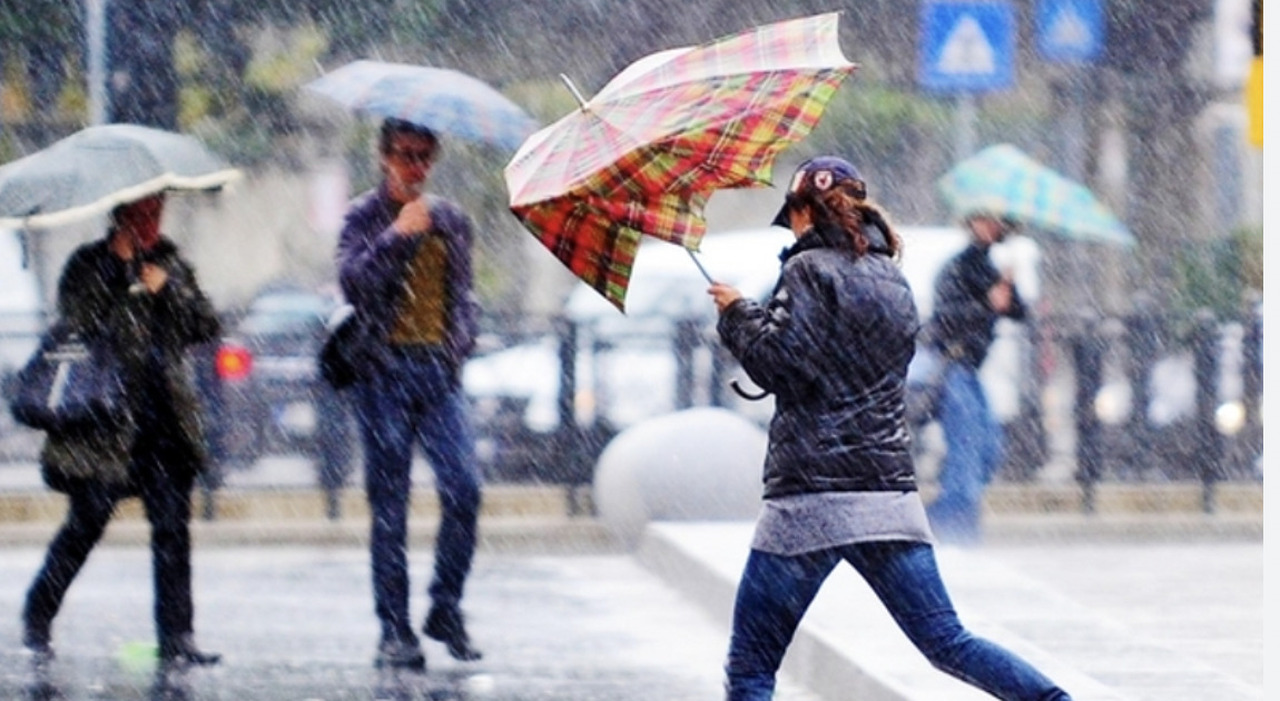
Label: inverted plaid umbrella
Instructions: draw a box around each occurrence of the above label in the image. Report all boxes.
[305,60,538,151]
[937,143,1135,248]
[504,12,856,311]
[0,123,240,229]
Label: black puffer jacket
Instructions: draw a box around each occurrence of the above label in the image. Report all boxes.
[716,223,920,499]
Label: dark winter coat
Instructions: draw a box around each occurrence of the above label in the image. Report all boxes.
[928,242,1026,369]
[716,223,920,499]
[40,236,220,493]
[335,184,479,379]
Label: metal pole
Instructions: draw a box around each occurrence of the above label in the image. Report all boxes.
[86,0,108,125]
[1063,79,1085,180]
[1191,310,1221,512]
[1072,317,1104,513]
[955,93,977,160]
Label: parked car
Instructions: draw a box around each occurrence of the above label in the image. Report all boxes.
[206,285,357,512]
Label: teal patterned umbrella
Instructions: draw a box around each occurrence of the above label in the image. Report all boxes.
[938,143,1135,247]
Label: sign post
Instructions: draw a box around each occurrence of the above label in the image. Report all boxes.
[918,1,1016,159]
[1035,0,1104,180]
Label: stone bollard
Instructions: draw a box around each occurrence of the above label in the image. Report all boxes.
[593,407,766,548]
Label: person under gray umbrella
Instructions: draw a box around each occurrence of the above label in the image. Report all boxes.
[336,118,484,672]
[22,193,224,672]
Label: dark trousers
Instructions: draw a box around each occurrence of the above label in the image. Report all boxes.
[23,437,197,650]
[353,350,482,644]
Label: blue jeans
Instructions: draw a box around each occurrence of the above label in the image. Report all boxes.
[927,364,1003,545]
[724,542,1071,701]
[353,349,482,643]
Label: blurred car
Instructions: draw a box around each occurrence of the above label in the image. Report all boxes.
[463,225,1046,483]
[207,284,357,503]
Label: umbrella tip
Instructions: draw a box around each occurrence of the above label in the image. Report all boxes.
[558,74,589,110]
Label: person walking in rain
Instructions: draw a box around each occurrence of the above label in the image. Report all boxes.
[706,157,1071,701]
[21,193,223,671]
[924,210,1026,545]
[337,117,483,671]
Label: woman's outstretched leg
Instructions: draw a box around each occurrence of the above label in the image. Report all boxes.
[844,540,1071,701]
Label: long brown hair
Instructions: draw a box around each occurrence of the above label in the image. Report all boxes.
[790,180,902,261]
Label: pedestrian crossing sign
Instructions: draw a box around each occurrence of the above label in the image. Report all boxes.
[1036,0,1103,63]
[919,0,1016,93]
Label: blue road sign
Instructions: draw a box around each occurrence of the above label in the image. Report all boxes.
[919,0,1016,93]
[1036,0,1104,63]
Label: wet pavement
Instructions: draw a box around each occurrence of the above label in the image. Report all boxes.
[642,523,1263,701]
[0,531,1263,701]
[0,546,822,701]
[0,455,1265,700]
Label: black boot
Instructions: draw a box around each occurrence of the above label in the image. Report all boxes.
[374,635,426,671]
[160,634,221,668]
[423,605,482,661]
[22,618,54,668]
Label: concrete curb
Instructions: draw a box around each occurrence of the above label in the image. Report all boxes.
[635,523,1143,701]
[0,514,621,552]
[634,525,938,701]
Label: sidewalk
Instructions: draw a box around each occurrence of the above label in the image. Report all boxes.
[638,522,1263,701]
[0,456,1265,700]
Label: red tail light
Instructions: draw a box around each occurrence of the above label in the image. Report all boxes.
[216,343,252,381]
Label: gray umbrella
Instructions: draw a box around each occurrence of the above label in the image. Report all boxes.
[0,123,241,228]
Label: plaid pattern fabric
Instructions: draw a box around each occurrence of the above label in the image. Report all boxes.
[305,61,538,151]
[938,143,1135,248]
[504,13,856,311]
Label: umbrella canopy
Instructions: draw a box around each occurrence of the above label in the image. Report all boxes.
[504,12,856,311]
[937,143,1135,247]
[304,60,539,151]
[0,123,241,229]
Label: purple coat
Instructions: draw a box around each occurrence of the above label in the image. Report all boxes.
[336,183,479,374]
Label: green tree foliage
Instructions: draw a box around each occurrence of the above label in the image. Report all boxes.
[0,0,81,118]
[1172,226,1263,321]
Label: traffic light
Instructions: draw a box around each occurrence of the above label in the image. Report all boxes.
[1247,0,1262,147]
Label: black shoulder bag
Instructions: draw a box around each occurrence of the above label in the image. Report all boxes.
[318,304,376,390]
[10,322,130,433]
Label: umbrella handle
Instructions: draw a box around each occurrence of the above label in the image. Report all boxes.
[730,380,770,401]
[687,249,713,284]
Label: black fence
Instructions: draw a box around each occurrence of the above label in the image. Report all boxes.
[468,304,1262,514]
[1,304,1263,516]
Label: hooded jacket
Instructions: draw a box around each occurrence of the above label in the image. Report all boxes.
[716,222,920,499]
[40,235,221,492]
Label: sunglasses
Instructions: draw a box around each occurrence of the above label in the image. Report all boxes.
[389,147,436,164]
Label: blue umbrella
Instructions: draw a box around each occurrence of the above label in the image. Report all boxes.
[0,123,241,229]
[938,143,1135,247]
[304,60,538,152]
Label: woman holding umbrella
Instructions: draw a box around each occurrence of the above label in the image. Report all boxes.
[707,157,1072,701]
[21,193,223,671]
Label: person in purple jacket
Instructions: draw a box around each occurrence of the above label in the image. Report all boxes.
[336,118,483,672]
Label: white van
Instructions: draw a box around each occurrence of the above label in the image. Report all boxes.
[465,225,1041,432]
